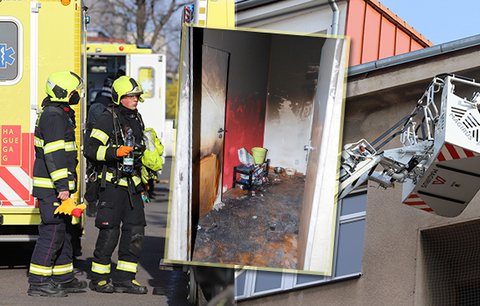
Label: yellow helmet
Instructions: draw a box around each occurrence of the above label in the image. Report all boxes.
[111,76,144,105]
[46,71,83,103]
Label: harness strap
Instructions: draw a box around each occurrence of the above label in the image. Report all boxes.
[100,164,107,189]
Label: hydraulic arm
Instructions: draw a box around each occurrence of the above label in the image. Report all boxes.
[338,74,480,217]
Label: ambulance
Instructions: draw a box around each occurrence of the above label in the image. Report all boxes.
[86,43,167,143]
[0,0,86,241]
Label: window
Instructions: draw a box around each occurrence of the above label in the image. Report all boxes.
[235,191,367,300]
[421,220,480,305]
[0,18,22,85]
[138,67,154,99]
[335,192,367,276]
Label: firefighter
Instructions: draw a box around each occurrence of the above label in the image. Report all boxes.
[28,71,87,297]
[84,75,115,217]
[85,76,154,294]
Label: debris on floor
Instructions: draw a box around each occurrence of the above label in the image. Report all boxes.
[193,172,305,270]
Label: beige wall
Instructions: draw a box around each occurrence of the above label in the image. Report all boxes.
[239,47,480,305]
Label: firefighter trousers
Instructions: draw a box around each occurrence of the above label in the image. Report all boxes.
[28,195,74,285]
[91,182,146,282]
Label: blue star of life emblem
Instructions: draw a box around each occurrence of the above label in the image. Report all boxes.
[0,43,16,69]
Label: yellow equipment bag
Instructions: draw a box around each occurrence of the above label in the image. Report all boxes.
[142,128,164,172]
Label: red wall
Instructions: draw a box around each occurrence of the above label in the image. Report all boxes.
[223,94,266,189]
[202,29,271,191]
[346,0,432,66]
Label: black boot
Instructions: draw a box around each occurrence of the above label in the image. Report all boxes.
[113,279,148,294]
[89,280,115,293]
[56,277,87,293]
[27,282,67,297]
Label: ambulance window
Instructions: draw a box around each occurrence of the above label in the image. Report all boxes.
[0,19,22,85]
[138,67,154,99]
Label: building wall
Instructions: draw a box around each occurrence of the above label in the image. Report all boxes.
[240,188,480,305]
[237,0,432,67]
[237,0,348,36]
[238,45,480,304]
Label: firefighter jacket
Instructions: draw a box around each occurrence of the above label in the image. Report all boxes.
[84,105,145,189]
[33,98,78,198]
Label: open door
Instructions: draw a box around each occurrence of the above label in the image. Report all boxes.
[298,39,348,274]
[129,53,166,141]
[198,45,230,217]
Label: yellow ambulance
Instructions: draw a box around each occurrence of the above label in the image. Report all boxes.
[86,42,167,143]
[0,0,86,241]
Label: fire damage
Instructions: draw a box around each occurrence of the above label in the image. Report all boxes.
[193,170,305,270]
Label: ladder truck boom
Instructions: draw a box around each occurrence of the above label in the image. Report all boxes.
[339,74,480,217]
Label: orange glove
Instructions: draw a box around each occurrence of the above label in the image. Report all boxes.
[116,146,134,157]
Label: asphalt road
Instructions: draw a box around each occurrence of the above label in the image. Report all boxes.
[0,157,194,306]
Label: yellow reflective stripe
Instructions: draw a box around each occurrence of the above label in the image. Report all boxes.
[100,172,142,187]
[33,177,74,189]
[91,128,109,145]
[65,141,77,151]
[117,179,129,187]
[91,261,111,274]
[33,177,55,188]
[34,136,44,147]
[96,146,108,161]
[29,263,52,276]
[50,168,68,182]
[132,176,141,186]
[117,260,137,273]
[44,140,65,154]
[117,176,141,187]
[52,263,73,275]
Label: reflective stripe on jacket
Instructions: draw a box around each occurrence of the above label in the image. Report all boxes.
[32,98,78,198]
[84,105,145,190]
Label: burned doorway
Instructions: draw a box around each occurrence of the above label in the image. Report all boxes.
[167,26,348,274]
[191,39,230,254]
[190,28,347,273]
[198,45,229,217]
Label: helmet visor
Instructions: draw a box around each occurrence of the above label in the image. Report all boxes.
[126,78,144,102]
[72,82,85,99]
[125,92,144,102]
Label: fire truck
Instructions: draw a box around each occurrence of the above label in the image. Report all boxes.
[0,0,86,241]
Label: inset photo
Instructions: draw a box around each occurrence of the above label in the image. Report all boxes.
[166,26,349,274]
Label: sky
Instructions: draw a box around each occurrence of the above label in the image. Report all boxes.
[378,0,480,45]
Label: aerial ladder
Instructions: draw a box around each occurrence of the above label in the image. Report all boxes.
[339,74,480,217]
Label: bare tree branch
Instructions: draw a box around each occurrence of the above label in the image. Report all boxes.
[86,0,192,73]
[136,0,147,45]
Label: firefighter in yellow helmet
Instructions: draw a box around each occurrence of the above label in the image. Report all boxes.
[28,71,87,297]
[84,76,149,294]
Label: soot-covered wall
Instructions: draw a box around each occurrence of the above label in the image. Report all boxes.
[203,29,271,189]
[264,35,325,174]
[202,29,326,188]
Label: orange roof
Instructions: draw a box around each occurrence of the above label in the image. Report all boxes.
[368,0,432,46]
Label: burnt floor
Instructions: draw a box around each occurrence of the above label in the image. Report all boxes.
[192,172,305,270]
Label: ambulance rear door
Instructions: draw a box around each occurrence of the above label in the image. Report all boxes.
[128,54,166,142]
